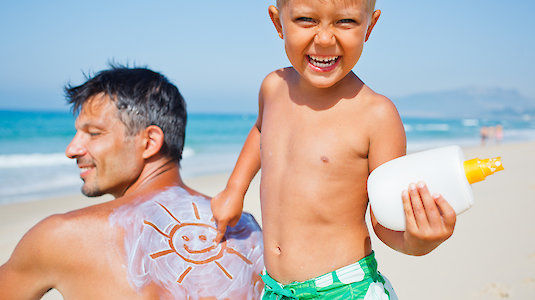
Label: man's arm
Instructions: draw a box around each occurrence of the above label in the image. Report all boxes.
[0,215,62,299]
[366,95,457,256]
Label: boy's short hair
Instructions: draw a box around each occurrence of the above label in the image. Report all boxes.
[276,0,376,13]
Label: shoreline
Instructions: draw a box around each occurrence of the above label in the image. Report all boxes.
[1,141,534,299]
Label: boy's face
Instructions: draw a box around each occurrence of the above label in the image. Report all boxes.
[269,0,380,89]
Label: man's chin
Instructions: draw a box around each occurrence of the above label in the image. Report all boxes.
[81,186,105,197]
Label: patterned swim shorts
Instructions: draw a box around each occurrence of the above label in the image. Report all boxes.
[261,251,397,299]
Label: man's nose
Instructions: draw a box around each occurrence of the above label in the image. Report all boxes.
[314,27,336,46]
[65,133,85,159]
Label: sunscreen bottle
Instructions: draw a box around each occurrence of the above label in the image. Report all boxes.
[367,145,503,231]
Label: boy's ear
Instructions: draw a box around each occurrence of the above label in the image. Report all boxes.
[365,9,381,42]
[269,5,284,39]
[141,125,165,159]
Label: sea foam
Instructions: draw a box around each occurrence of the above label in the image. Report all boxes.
[0,153,73,169]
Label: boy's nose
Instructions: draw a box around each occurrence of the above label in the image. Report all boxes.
[314,28,336,46]
[65,134,86,159]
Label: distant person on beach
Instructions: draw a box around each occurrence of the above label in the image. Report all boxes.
[211,0,457,299]
[495,124,504,144]
[0,66,263,299]
[480,126,489,145]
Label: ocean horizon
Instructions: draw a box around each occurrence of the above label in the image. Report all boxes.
[1,109,534,205]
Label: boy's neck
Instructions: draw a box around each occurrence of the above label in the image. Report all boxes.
[292,69,364,103]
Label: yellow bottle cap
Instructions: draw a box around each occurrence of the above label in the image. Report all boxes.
[463,157,504,184]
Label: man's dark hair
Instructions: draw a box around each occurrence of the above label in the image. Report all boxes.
[65,65,187,161]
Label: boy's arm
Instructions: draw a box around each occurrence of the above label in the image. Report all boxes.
[212,124,261,243]
[212,90,265,244]
[366,96,457,256]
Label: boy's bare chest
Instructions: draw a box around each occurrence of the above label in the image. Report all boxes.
[260,108,369,169]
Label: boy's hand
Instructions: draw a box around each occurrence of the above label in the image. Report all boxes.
[401,181,457,256]
[211,189,244,244]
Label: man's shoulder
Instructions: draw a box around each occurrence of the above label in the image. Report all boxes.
[0,213,84,298]
[38,203,115,242]
[5,207,106,270]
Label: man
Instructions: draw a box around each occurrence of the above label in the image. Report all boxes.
[0,66,263,299]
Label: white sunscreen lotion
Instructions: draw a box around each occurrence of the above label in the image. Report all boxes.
[367,145,503,231]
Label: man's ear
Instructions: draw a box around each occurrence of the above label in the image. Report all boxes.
[365,9,381,42]
[269,5,284,39]
[141,125,165,159]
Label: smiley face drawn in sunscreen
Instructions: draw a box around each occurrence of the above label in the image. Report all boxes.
[110,187,263,299]
[144,201,253,283]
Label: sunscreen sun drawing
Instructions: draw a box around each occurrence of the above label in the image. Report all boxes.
[143,201,252,284]
[110,187,264,299]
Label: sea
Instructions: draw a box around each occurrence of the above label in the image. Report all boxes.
[1,110,534,205]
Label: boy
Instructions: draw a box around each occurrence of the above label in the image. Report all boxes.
[212,0,457,298]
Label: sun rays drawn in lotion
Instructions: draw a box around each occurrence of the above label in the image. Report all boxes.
[144,201,253,282]
[110,187,264,299]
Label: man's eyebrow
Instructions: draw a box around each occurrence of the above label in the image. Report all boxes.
[75,121,104,131]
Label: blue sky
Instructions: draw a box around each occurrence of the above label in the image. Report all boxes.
[1,0,534,113]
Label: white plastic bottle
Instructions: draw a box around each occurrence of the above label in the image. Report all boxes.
[367,145,503,231]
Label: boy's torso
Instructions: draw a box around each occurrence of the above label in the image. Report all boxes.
[259,69,376,284]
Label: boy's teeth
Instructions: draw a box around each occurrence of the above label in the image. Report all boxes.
[309,55,338,62]
[308,55,339,68]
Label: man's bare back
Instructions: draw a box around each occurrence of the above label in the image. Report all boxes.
[1,174,263,299]
[111,187,263,299]
[6,196,167,299]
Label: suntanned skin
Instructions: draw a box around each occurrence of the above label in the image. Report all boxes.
[259,69,401,281]
[0,96,209,299]
[212,0,456,285]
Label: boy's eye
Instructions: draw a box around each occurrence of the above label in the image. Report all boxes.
[295,17,315,23]
[337,18,356,24]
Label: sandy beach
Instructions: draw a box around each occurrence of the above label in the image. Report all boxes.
[1,141,534,299]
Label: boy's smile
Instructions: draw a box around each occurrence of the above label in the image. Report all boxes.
[269,0,380,89]
[307,55,340,72]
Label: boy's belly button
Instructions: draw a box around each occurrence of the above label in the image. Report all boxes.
[271,245,282,255]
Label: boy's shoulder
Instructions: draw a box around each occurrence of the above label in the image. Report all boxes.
[262,67,295,87]
[354,82,399,115]
[258,67,295,103]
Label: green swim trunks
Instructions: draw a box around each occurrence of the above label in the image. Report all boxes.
[260,251,397,299]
